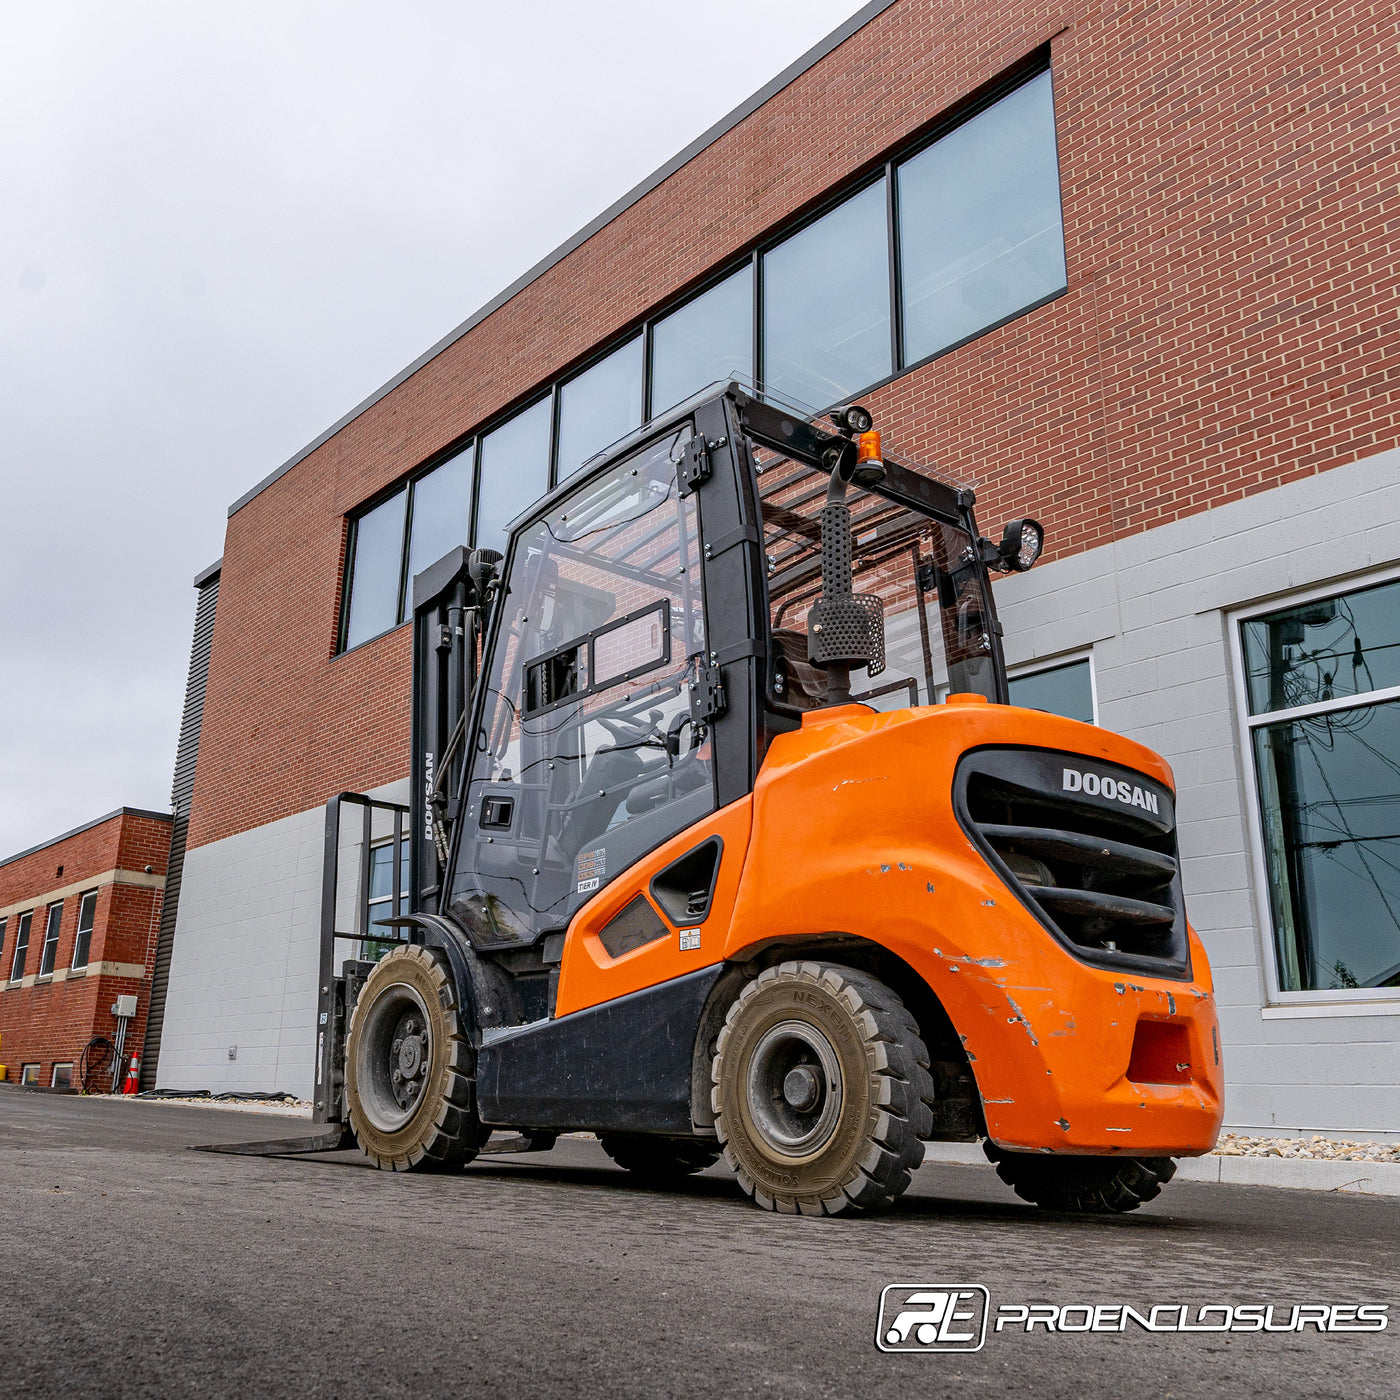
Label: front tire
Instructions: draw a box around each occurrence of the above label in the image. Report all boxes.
[345,945,489,1172]
[985,1143,1176,1212]
[711,961,934,1216]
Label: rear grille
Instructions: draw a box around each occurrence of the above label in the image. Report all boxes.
[954,747,1191,979]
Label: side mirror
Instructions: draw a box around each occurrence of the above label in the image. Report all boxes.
[983,518,1044,573]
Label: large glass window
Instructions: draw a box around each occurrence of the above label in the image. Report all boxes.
[9,910,32,982]
[650,264,753,416]
[477,397,553,549]
[337,67,1065,655]
[71,890,97,970]
[405,446,474,587]
[556,337,643,478]
[1241,578,1400,993]
[38,901,62,977]
[762,180,891,410]
[1009,658,1094,723]
[342,488,407,650]
[898,70,1066,364]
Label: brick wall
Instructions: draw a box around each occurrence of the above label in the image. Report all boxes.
[0,811,171,1087]
[187,0,1400,851]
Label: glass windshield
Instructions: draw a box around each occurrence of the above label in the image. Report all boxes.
[452,426,714,942]
[756,448,999,708]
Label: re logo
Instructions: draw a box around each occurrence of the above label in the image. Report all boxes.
[875,1285,990,1353]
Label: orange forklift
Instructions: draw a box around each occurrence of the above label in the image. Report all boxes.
[311,382,1224,1216]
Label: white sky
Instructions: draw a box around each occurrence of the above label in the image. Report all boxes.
[0,0,862,858]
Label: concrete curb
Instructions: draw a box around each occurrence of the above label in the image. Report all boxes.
[922,1142,1400,1197]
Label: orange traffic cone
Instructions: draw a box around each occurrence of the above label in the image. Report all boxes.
[122,1054,140,1095]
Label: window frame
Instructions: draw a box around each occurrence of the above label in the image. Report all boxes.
[758,170,895,413]
[337,482,410,655]
[20,1064,40,1086]
[51,1063,73,1090]
[362,835,410,961]
[71,889,98,971]
[475,389,554,544]
[335,54,1064,656]
[9,910,32,984]
[1229,564,1400,1011]
[37,900,62,979]
[1006,651,1098,725]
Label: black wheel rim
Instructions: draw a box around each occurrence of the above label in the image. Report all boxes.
[743,1019,844,1158]
[355,982,433,1132]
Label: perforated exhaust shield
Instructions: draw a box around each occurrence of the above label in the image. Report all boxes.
[806,501,886,675]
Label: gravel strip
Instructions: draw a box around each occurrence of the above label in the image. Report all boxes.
[1213,1132,1400,1163]
[103,1094,313,1117]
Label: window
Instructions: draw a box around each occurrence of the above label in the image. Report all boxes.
[763,179,891,411]
[71,890,97,970]
[0,916,6,960]
[342,488,408,650]
[336,65,1064,651]
[1238,576,1400,995]
[898,70,1066,363]
[556,337,644,477]
[20,1064,40,1086]
[477,397,552,548]
[9,910,32,982]
[51,1063,73,1090]
[38,901,62,977]
[650,264,753,417]
[405,445,474,586]
[363,836,410,961]
[1008,658,1095,723]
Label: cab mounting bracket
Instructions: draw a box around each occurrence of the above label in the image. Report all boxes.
[688,664,727,725]
[677,437,712,496]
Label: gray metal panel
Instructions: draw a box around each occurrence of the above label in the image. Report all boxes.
[226,0,898,520]
[140,571,220,1089]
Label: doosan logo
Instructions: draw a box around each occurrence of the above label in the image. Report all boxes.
[1063,767,1160,815]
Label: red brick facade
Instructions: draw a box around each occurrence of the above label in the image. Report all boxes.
[187,0,1400,851]
[0,811,171,1089]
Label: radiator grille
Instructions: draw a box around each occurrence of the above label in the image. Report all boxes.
[955,748,1191,979]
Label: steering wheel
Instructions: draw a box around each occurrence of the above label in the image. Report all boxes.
[596,709,656,744]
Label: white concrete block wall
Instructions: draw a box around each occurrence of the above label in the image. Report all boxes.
[158,778,408,1098]
[996,444,1400,1136]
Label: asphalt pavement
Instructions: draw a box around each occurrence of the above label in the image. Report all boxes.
[2,1088,1396,1400]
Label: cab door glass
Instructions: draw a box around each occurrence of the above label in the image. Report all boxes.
[454,427,713,943]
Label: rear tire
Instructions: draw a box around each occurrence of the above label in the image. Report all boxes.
[984,1143,1176,1212]
[598,1133,720,1181]
[345,945,489,1172]
[711,961,934,1216]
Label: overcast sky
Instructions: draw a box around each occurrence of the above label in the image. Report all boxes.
[0,0,862,858]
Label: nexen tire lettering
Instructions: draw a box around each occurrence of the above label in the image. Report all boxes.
[1062,767,1159,815]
